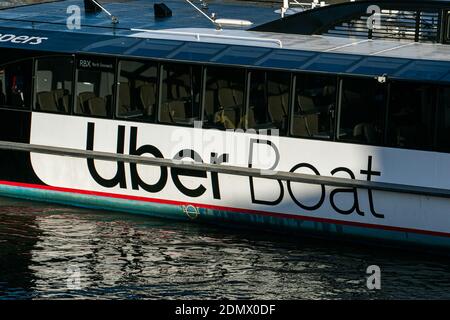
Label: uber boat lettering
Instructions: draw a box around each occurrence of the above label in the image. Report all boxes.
[0,33,48,45]
[85,122,383,219]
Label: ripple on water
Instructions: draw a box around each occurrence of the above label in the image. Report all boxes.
[0,197,450,299]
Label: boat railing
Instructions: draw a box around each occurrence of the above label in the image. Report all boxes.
[130,28,284,48]
[0,140,449,199]
[290,0,328,9]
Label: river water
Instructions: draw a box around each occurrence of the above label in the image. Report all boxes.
[1,196,450,299]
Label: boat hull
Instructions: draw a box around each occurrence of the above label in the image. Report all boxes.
[1,111,450,252]
[2,180,450,253]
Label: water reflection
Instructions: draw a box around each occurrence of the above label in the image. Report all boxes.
[0,202,42,298]
[1,196,450,299]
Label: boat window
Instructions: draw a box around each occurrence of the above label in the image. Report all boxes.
[291,73,336,139]
[434,87,450,152]
[117,60,158,122]
[0,59,32,110]
[247,70,290,135]
[75,57,115,118]
[338,77,387,145]
[447,12,450,42]
[159,63,201,126]
[34,57,73,114]
[386,82,436,151]
[203,66,246,130]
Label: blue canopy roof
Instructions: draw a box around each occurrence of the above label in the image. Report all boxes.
[0,0,276,33]
[1,1,450,84]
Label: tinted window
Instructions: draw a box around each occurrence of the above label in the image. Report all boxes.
[291,73,337,139]
[34,57,73,114]
[159,63,201,125]
[0,59,32,110]
[203,66,245,130]
[338,77,387,145]
[117,60,158,121]
[75,57,115,118]
[435,87,450,152]
[387,82,436,150]
[447,13,450,41]
[247,70,290,134]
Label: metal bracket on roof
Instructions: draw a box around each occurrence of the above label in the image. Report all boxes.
[84,0,119,25]
[185,0,253,30]
[376,74,388,84]
[185,0,221,30]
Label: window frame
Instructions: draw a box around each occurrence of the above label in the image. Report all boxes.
[73,54,117,120]
[385,79,438,151]
[289,71,338,141]
[336,75,390,147]
[445,11,450,43]
[32,54,75,115]
[115,58,161,123]
[430,85,450,152]
[200,64,248,131]
[157,61,203,127]
[245,68,292,136]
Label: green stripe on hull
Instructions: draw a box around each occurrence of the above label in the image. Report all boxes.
[1,183,450,252]
[0,184,189,221]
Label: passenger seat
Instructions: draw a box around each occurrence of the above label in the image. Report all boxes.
[268,95,286,123]
[140,83,156,116]
[244,107,256,128]
[159,102,173,123]
[297,95,317,114]
[169,101,186,120]
[204,90,215,118]
[218,88,236,109]
[61,95,70,112]
[233,89,243,105]
[37,91,58,112]
[52,89,68,112]
[118,82,131,114]
[87,97,107,117]
[78,92,96,114]
[171,84,189,100]
[292,114,319,137]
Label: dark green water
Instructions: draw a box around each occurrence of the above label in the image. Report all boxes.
[1,196,450,299]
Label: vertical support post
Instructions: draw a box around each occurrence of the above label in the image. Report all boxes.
[368,9,375,40]
[281,0,289,18]
[415,10,421,42]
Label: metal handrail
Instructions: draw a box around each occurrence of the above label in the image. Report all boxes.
[130,28,283,48]
[0,140,449,199]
